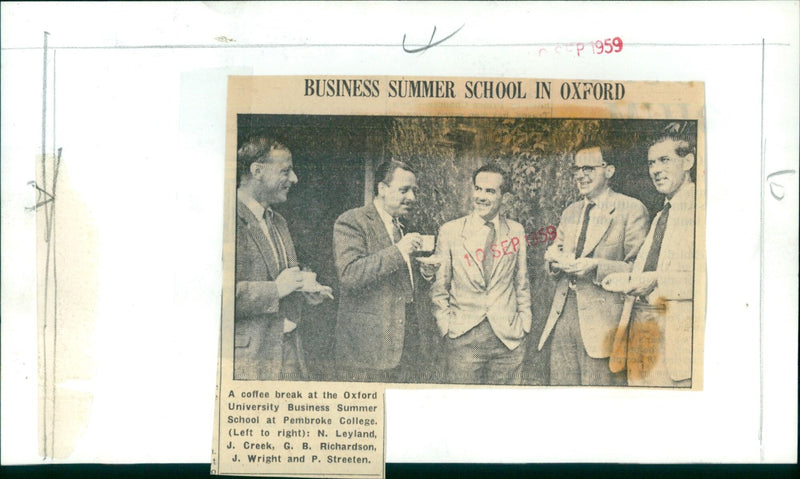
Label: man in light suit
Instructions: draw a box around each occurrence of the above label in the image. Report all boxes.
[235,137,331,380]
[333,160,431,383]
[538,147,649,386]
[431,163,531,385]
[609,124,697,387]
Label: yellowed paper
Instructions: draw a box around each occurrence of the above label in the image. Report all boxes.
[213,75,706,476]
[35,152,96,459]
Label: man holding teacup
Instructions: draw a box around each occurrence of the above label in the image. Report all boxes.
[333,160,437,383]
[234,137,333,381]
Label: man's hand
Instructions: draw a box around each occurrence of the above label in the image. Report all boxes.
[626,272,658,297]
[395,232,422,256]
[544,245,571,273]
[560,257,599,277]
[302,286,334,305]
[543,244,562,264]
[275,266,304,298]
[600,272,632,293]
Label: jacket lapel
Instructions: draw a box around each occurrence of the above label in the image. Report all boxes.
[461,215,489,288]
[366,203,412,292]
[238,200,281,281]
[581,205,614,258]
[364,203,394,249]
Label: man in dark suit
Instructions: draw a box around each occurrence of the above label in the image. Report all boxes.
[333,160,430,383]
[235,137,331,380]
[538,146,649,386]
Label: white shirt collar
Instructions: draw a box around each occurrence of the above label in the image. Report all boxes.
[471,211,501,231]
[373,198,399,235]
[666,180,694,207]
[238,188,267,220]
[584,186,612,210]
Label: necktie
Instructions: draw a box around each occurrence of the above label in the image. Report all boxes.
[392,217,404,243]
[393,217,413,295]
[642,202,671,272]
[483,221,496,285]
[264,209,294,270]
[574,202,595,258]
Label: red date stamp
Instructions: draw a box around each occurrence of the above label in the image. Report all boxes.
[538,37,624,57]
[464,225,557,267]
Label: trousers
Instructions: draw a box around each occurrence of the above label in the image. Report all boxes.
[445,318,525,385]
[549,290,625,386]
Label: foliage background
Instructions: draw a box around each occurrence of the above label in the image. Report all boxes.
[239,115,690,384]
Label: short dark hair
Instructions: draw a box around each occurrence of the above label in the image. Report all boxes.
[574,145,614,167]
[373,160,416,195]
[237,136,289,186]
[651,121,697,158]
[472,162,511,194]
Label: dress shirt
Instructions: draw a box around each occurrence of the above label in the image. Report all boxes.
[473,212,501,248]
[665,179,692,209]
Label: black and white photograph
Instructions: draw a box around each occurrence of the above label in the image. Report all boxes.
[231,114,700,388]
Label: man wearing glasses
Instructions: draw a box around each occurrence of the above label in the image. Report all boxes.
[538,147,649,385]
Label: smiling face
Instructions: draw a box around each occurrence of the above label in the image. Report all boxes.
[573,147,613,199]
[473,171,504,221]
[378,167,417,217]
[251,147,298,205]
[647,139,694,198]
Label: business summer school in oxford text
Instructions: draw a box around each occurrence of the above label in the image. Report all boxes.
[302,77,626,101]
[213,75,706,477]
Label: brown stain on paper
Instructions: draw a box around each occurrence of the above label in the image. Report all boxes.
[626,298,668,381]
[652,296,669,315]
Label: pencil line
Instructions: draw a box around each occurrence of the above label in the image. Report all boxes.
[40,30,49,459]
[758,37,766,462]
[51,48,59,460]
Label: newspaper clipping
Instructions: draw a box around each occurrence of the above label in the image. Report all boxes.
[212,76,706,476]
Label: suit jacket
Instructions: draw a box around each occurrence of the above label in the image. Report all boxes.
[538,189,649,358]
[623,182,695,381]
[333,204,420,370]
[234,200,303,380]
[431,214,532,349]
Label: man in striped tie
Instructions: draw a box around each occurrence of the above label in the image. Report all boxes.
[234,137,332,380]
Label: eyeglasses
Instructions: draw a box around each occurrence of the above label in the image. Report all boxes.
[570,163,607,176]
